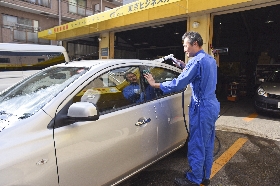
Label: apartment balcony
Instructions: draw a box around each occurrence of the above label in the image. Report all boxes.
[1,24,50,44]
[1,0,123,23]
[21,0,51,8]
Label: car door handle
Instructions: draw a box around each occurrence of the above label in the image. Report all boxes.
[135,117,151,126]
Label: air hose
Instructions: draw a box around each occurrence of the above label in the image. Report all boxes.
[181,91,221,157]
[181,91,222,179]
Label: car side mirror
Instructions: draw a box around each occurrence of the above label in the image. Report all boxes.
[67,102,99,121]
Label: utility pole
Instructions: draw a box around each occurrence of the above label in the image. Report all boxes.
[59,0,61,26]
[58,0,62,46]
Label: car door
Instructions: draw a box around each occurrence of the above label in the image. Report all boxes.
[51,66,159,186]
[142,66,190,154]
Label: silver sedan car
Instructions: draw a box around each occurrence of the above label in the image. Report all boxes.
[254,70,280,114]
[0,59,190,186]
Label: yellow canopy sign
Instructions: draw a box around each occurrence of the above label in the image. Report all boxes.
[38,0,251,40]
[56,0,179,33]
[39,0,180,39]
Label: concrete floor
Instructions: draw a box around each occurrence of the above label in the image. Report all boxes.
[216,96,280,141]
[119,130,280,186]
[119,96,280,186]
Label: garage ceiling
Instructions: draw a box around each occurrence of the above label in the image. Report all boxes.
[116,21,186,49]
[213,3,280,64]
[214,4,280,39]
[115,4,280,48]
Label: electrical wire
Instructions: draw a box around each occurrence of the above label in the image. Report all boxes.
[181,93,221,156]
[182,90,190,140]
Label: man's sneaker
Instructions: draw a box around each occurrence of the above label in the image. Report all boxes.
[200,179,210,186]
[174,178,199,186]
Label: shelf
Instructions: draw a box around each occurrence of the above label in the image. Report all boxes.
[227,82,239,101]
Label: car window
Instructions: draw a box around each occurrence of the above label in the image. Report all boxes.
[0,67,88,119]
[266,71,280,83]
[150,67,179,83]
[74,66,145,114]
[71,66,180,115]
[140,66,180,100]
[50,65,181,129]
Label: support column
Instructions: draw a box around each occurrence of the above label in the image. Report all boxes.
[99,32,115,59]
[109,32,115,59]
[99,32,109,59]
[186,14,214,62]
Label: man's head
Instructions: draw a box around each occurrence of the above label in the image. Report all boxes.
[182,31,203,57]
[124,72,138,83]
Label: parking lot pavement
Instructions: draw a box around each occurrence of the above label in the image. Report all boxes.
[216,96,280,141]
[118,96,280,186]
[118,131,280,186]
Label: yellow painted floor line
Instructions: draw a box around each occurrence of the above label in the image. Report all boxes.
[243,112,258,122]
[210,138,248,179]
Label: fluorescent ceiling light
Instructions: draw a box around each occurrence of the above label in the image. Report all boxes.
[265,20,274,23]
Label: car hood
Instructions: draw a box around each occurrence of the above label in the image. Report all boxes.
[0,111,14,131]
[261,82,280,95]
[0,109,52,133]
[0,111,24,132]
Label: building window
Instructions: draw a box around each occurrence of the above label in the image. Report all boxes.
[20,0,51,7]
[2,15,39,32]
[94,4,100,13]
[2,14,40,43]
[2,14,17,28]
[38,58,45,62]
[17,17,33,30]
[69,0,93,16]
[104,7,111,11]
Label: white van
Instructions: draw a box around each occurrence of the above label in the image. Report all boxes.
[0,43,69,70]
[0,43,69,91]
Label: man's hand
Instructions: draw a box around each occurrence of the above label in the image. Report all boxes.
[174,59,186,68]
[143,73,160,88]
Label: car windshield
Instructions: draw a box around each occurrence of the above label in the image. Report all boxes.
[0,66,89,119]
[266,71,280,83]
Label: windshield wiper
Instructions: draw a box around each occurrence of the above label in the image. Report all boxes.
[0,110,7,115]
[18,113,32,119]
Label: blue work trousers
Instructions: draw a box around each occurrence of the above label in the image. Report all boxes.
[186,99,219,184]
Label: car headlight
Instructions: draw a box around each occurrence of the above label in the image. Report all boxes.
[257,86,268,97]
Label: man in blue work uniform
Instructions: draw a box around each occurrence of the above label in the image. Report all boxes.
[144,31,220,186]
[123,72,143,103]
[123,72,156,103]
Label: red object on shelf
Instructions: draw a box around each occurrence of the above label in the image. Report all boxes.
[227,96,238,102]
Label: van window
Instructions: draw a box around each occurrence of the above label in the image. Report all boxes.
[0,43,69,71]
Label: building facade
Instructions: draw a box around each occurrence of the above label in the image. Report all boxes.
[0,0,122,44]
[0,0,122,66]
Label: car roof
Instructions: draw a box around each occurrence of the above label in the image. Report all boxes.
[55,59,159,68]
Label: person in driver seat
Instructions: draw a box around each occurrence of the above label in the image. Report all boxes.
[123,72,156,104]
